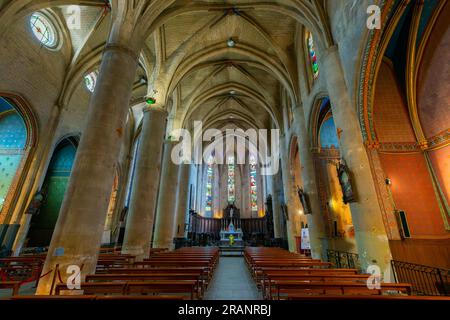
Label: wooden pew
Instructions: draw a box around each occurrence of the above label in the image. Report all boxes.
[285,295,450,301]
[269,281,412,300]
[0,281,21,296]
[55,280,199,299]
[0,256,44,287]
[126,280,198,299]
[86,273,205,298]
[262,274,371,299]
[249,261,332,278]
[10,295,186,301]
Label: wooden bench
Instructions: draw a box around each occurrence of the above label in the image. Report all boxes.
[55,280,199,299]
[0,281,21,296]
[0,257,44,287]
[10,295,186,301]
[86,273,205,297]
[255,268,359,285]
[262,274,371,299]
[269,281,412,300]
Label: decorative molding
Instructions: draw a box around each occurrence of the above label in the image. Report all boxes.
[378,142,421,153]
[427,129,450,150]
[358,0,404,143]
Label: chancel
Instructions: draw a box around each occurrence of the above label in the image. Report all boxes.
[0,0,449,304]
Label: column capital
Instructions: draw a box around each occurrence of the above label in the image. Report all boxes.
[143,105,167,115]
[104,43,140,62]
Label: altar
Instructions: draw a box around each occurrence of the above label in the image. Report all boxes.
[220,222,243,246]
[219,203,243,246]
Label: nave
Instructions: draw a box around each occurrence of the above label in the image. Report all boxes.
[0,0,449,306]
[1,246,450,301]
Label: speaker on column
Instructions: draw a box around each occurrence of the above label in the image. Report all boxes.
[396,210,411,239]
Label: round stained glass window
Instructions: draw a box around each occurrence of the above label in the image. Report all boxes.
[30,12,57,47]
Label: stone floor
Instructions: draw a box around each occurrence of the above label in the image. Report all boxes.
[204,256,262,300]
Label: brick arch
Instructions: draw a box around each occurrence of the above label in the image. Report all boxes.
[373,59,416,144]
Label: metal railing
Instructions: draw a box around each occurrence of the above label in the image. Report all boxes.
[391,260,450,296]
[326,249,360,270]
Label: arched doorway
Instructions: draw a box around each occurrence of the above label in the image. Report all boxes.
[26,136,78,247]
[0,95,36,251]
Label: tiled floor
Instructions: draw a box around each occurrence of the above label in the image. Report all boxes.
[204,256,262,300]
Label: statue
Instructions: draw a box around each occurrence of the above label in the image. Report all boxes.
[26,191,45,215]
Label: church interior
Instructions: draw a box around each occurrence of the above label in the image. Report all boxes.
[0,0,449,303]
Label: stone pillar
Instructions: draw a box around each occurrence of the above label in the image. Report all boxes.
[121,107,167,259]
[292,105,327,260]
[174,163,191,238]
[322,46,392,272]
[153,141,180,249]
[271,171,283,239]
[279,138,298,252]
[195,164,203,212]
[36,43,141,294]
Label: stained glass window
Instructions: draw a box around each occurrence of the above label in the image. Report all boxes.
[227,156,235,203]
[205,156,214,214]
[249,156,258,211]
[84,71,98,93]
[307,31,319,79]
[30,12,57,47]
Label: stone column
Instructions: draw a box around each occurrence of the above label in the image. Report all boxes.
[153,141,180,249]
[322,46,392,272]
[195,164,203,212]
[174,163,191,238]
[279,138,298,252]
[121,107,167,259]
[292,105,327,260]
[36,43,141,295]
[271,171,283,239]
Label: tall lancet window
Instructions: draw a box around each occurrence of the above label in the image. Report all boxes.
[307,31,319,79]
[249,155,258,211]
[227,156,235,203]
[84,70,99,93]
[205,155,214,215]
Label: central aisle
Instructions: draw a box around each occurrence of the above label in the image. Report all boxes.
[204,256,262,300]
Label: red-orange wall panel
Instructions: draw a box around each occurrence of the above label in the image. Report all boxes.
[379,152,447,236]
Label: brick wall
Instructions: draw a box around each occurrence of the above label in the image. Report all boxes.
[417,1,450,139]
[373,61,416,143]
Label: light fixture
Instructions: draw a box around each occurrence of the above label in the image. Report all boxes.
[227,38,236,48]
[146,97,156,105]
[385,177,392,186]
[229,90,236,95]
